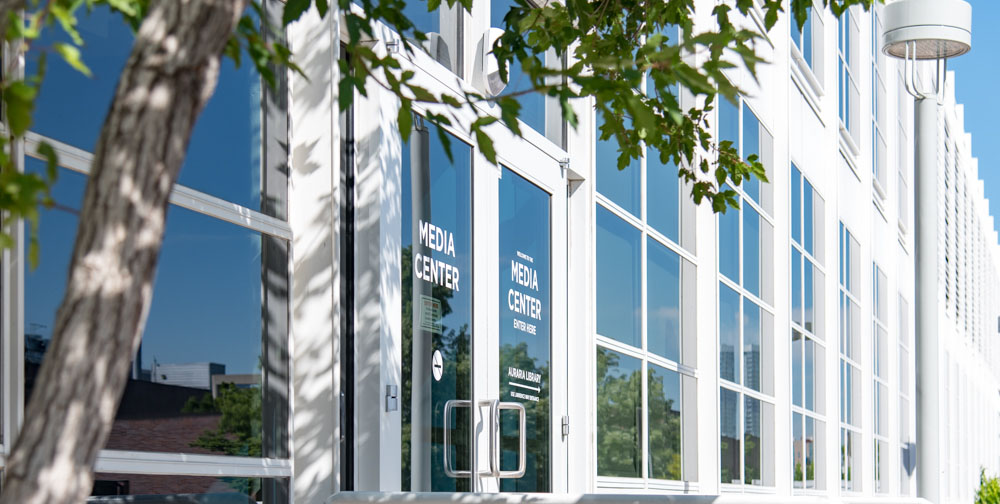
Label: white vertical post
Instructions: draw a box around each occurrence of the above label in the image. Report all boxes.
[914,95,940,504]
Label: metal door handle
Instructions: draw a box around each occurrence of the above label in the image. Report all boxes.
[443,399,472,477]
[495,401,527,478]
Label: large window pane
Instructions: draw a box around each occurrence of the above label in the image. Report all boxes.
[743,206,760,296]
[719,199,740,283]
[743,299,761,392]
[792,248,803,325]
[805,338,816,411]
[720,388,741,484]
[792,330,803,407]
[491,0,546,134]
[742,105,760,203]
[647,146,680,242]
[804,179,814,256]
[793,413,804,487]
[743,396,762,485]
[596,114,640,216]
[792,164,802,245]
[596,348,642,477]
[400,121,474,491]
[596,207,641,347]
[30,6,265,210]
[648,364,682,480]
[26,159,286,458]
[647,238,680,362]
[804,259,815,332]
[719,284,740,383]
[805,417,818,488]
[90,473,287,501]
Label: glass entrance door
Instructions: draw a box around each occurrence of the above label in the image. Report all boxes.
[399,114,566,493]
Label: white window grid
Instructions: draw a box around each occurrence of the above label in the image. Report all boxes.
[838,222,862,493]
[592,80,696,487]
[871,264,889,494]
[790,167,826,493]
[715,98,775,491]
[6,132,293,480]
[870,5,887,199]
[897,294,911,496]
[837,7,860,149]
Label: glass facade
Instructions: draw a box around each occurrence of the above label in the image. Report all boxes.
[594,87,695,485]
[18,3,291,502]
[790,164,825,491]
[839,223,861,491]
[717,97,774,488]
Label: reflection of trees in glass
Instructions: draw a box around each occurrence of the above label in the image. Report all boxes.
[400,244,469,492]
[183,382,262,497]
[499,342,549,492]
[647,368,680,481]
[596,348,641,477]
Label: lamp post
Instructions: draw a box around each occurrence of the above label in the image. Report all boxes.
[882,1,971,501]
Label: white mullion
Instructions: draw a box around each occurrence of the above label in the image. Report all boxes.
[595,336,645,362]
[23,132,292,241]
[646,225,696,267]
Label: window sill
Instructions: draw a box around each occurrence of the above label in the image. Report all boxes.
[790,44,824,99]
[872,177,887,202]
[838,124,860,159]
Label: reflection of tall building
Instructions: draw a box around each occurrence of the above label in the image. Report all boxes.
[744,344,760,391]
[25,333,48,365]
[151,362,226,390]
[744,396,760,436]
[720,344,735,383]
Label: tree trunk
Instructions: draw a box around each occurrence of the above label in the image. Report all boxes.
[0,0,246,502]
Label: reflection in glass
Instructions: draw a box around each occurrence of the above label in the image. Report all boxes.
[805,417,817,489]
[647,146,680,243]
[718,98,739,149]
[596,113,641,216]
[596,348,642,477]
[499,167,550,492]
[805,338,815,411]
[24,160,287,462]
[792,330,803,407]
[719,284,740,384]
[804,260,815,332]
[400,120,473,491]
[792,248,803,325]
[648,365,681,481]
[793,8,813,68]
[743,299,761,392]
[742,104,760,203]
[743,205,760,296]
[744,396,762,485]
[804,178,814,256]
[792,164,802,245]
[647,239,680,362]
[793,412,804,488]
[719,196,740,283]
[720,388,740,484]
[90,473,287,501]
[596,207,641,347]
[29,5,264,210]
[490,0,546,134]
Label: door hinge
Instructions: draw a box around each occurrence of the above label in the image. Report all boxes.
[561,415,570,437]
[559,158,570,179]
[385,384,398,412]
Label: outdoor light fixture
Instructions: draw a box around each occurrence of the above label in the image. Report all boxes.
[883,0,971,101]
[881,1,971,503]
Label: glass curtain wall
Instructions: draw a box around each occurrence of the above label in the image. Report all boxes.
[872,265,889,493]
[790,164,826,491]
[839,223,862,492]
[594,52,696,486]
[716,97,775,488]
[19,3,290,500]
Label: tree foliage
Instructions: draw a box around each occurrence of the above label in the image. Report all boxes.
[978,468,1000,504]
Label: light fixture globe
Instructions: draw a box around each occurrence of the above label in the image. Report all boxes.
[883,0,971,60]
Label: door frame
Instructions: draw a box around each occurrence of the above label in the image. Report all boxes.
[351,25,569,492]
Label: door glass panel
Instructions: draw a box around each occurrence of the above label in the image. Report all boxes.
[499,167,551,491]
[401,120,473,491]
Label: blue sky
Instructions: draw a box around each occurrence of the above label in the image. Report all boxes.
[948,0,1000,235]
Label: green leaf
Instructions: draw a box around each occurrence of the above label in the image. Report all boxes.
[316,0,329,18]
[51,3,84,46]
[35,141,60,181]
[53,42,92,78]
[3,81,38,137]
[476,128,496,165]
[397,104,413,142]
[283,0,311,26]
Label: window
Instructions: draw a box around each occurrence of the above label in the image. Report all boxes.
[790,2,825,85]
[837,8,860,146]
[400,0,462,75]
[717,97,775,488]
[791,164,826,490]
[872,265,889,493]
[595,92,697,485]
[20,4,290,501]
[839,223,861,491]
[491,0,547,136]
[871,5,888,196]
[899,295,914,495]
